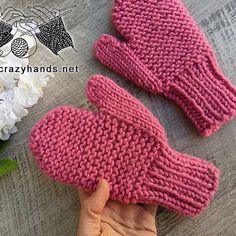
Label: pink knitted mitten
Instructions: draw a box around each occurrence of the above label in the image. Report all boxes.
[30,75,219,217]
[95,0,236,137]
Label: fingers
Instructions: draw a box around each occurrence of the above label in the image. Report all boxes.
[80,179,110,214]
[1,7,24,22]
[102,201,157,234]
[27,6,50,23]
[34,5,54,19]
[7,15,25,25]
[77,179,110,236]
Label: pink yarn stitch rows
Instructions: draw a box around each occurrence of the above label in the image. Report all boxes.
[95,0,236,136]
[30,75,220,217]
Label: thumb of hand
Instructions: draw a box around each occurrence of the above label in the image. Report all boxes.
[78,179,110,236]
[84,179,110,214]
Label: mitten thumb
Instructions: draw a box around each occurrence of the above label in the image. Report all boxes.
[95,34,163,94]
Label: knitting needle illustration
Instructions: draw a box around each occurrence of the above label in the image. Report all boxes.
[27,5,77,60]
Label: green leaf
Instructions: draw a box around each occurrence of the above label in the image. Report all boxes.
[0,159,18,177]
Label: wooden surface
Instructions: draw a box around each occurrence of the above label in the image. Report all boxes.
[0,0,235,235]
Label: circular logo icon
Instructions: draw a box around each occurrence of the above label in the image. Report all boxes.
[11,38,29,58]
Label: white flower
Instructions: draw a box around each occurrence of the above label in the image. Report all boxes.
[0,90,28,120]
[0,90,28,140]
[0,23,53,140]
[0,70,52,140]
[16,72,52,107]
[0,74,17,91]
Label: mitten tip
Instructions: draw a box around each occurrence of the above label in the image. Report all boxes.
[86,74,107,105]
[96,34,117,44]
[95,34,121,56]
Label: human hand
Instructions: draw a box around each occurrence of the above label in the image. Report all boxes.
[27,5,75,25]
[77,179,158,236]
[0,7,24,24]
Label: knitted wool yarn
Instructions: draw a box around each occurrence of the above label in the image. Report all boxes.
[30,75,220,217]
[95,0,236,137]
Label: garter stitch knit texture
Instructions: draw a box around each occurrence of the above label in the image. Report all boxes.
[95,0,236,137]
[30,75,220,217]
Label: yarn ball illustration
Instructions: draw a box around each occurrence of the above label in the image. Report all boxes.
[11,38,29,58]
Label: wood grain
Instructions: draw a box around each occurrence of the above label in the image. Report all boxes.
[0,0,235,235]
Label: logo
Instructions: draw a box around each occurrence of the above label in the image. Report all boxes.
[0,5,76,60]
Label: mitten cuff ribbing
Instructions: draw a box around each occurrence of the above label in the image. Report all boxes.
[165,55,236,136]
[144,147,220,216]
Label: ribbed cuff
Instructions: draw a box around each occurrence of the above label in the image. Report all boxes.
[165,55,236,136]
[143,147,220,217]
